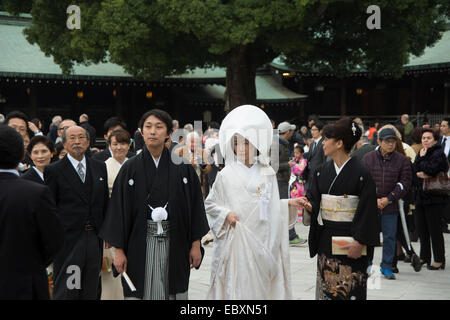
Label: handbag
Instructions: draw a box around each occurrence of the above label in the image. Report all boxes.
[423,170,450,196]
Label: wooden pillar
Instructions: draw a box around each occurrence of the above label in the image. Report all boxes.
[114,88,123,117]
[340,79,347,115]
[411,78,417,114]
[28,86,37,119]
[298,80,305,121]
[444,82,449,114]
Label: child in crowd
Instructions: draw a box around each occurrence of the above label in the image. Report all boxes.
[289,145,307,222]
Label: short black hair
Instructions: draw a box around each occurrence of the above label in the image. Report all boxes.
[103,117,127,135]
[208,121,220,130]
[27,135,54,154]
[311,121,324,131]
[139,109,173,135]
[5,110,29,129]
[323,118,361,153]
[31,118,41,128]
[410,127,423,144]
[421,128,440,142]
[0,124,24,169]
[294,145,304,153]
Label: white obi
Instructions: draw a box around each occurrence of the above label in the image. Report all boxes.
[318,194,359,225]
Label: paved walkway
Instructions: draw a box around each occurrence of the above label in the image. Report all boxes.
[189,224,450,300]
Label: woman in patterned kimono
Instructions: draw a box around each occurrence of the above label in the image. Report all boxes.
[298,118,380,300]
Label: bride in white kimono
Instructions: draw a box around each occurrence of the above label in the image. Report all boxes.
[205,104,300,300]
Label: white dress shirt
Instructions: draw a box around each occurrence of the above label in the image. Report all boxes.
[442,135,450,157]
[32,166,44,181]
[67,153,87,179]
[0,169,19,176]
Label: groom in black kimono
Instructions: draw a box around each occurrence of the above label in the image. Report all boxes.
[100,109,209,300]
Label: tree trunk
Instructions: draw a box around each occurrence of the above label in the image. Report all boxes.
[225,46,258,112]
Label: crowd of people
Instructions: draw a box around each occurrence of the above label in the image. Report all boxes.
[0,108,449,300]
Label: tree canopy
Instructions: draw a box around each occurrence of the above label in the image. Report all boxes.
[3,0,450,109]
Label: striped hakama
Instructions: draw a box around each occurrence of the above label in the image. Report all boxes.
[141,220,189,300]
[143,220,170,300]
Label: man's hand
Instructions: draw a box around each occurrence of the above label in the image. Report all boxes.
[377,197,389,210]
[226,212,239,227]
[113,248,127,274]
[339,240,363,259]
[28,121,39,134]
[189,240,202,269]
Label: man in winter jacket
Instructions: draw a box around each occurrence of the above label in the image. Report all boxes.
[362,128,412,279]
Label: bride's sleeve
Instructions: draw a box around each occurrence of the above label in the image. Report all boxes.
[204,171,231,238]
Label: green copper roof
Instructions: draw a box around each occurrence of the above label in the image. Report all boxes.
[0,12,226,81]
[404,30,450,69]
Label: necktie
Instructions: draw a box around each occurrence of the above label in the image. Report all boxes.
[442,137,446,147]
[311,141,316,154]
[77,162,85,183]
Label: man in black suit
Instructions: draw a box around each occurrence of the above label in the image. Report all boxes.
[0,125,64,299]
[92,117,135,161]
[305,121,327,184]
[439,117,450,233]
[79,113,96,148]
[351,136,377,162]
[44,125,109,300]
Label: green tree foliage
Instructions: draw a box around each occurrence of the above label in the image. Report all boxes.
[3,0,449,109]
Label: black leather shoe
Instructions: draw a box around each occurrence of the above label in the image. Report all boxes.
[411,254,422,272]
[392,267,399,273]
[404,254,411,263]
[427,263,445,270]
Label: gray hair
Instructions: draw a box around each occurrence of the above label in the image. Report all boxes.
[172,119,179,128]
[80,113,89,122]
[62,126,90,144]
[184,123,194,132]
[0,113,4,123]
[52,115,62,125]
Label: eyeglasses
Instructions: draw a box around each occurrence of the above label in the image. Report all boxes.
[68,135,87,141]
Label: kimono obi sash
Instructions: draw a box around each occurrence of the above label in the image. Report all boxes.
[319,194,359,223]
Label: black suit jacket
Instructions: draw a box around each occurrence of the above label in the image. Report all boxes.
[91,148,135,162]
[306,137,326,182]
[351,144,377,162]
[0,172,64,299]
[439,136,450,162]
[44,155,109,248]
[80,121,97,147]
[21,167,44,184]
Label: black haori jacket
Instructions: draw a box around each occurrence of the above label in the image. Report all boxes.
[99,147,209,298]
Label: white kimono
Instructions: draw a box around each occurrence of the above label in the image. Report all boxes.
[205,161,292,300]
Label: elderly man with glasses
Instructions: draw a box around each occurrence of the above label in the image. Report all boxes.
[44,125,109,300]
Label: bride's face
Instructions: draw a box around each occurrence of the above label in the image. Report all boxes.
[233,134,256,164]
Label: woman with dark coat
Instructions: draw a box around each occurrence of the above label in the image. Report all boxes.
[413,128,449,270]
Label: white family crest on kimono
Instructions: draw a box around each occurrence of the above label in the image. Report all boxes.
[205,104,292,300]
